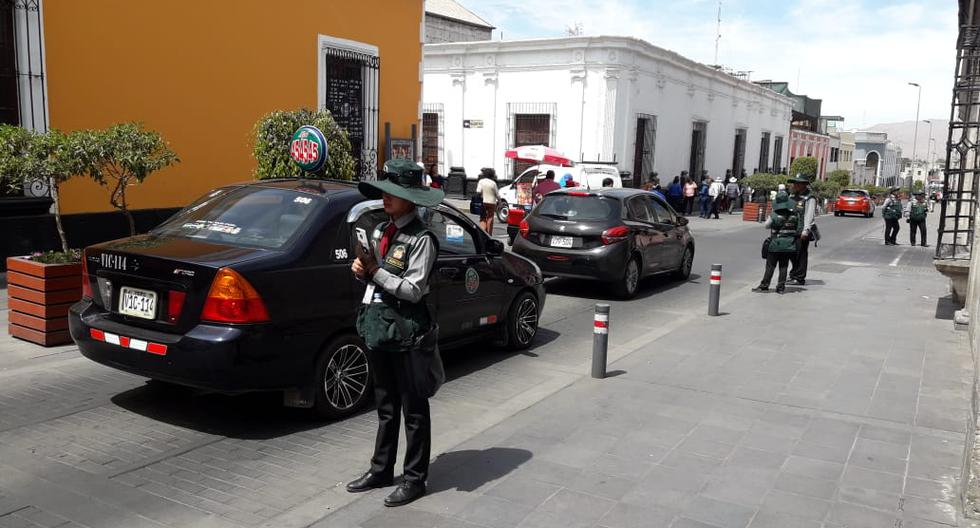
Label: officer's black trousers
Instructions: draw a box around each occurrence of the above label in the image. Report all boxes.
[909,220,927,246]
[761,252,791,289]
[790,237,810,281]
[884,219,900,244]
[367,348,431,484]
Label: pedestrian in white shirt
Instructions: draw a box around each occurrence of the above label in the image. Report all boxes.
[708,177,725,219]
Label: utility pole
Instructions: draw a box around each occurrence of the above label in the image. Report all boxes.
[713,1,722,66]
[908,82,921,194]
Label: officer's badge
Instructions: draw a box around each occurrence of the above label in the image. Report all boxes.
[385,244,408,269]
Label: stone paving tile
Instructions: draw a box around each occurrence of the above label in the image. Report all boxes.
[0,506,86,528]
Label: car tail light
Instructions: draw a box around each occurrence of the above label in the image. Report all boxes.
[519,220,530,239]
[81,256,93,299]
[567,191,590,197]
[167,290,186,324]
[201,268,270,323]
[601,225,630,245]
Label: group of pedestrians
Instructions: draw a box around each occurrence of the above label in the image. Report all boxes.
[753,173,818,294]
[881,187,930,247]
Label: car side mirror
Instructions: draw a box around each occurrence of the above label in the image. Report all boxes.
[486,238,504,255]
[676,216,689,227]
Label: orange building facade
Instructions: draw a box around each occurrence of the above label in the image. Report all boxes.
[33,0,423,213]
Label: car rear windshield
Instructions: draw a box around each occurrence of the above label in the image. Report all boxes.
[152,187,323,249]
[536,194,618,221]
[840,190,866,197]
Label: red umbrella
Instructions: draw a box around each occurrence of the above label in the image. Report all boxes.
[504,145,573,167]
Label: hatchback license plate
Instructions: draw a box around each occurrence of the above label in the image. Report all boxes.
[550,236,574,248]
[119,287,157,319]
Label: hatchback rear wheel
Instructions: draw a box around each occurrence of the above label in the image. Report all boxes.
[674,245,694,280]
[614,256,641,299]
[314,335,372,419]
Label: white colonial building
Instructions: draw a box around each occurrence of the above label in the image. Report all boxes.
[422,36,793,185]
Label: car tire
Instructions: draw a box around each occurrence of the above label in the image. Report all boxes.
[314,335,372,419]
[505,291,539,350]
[497,201,510,223]
[614,256,641,299]
[674,245,694,280]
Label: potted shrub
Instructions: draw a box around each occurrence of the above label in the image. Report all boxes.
[2,127,89,346]
[253,108,356,180]
[741,173,782,222]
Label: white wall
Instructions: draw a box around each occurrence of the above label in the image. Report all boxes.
[423,36,793,182]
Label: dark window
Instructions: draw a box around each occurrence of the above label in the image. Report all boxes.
[647,197,674,224]
[513,113,551,177]
[427,209,478,255]
[538,194,618,221]
[732,128,747,177]
[689,121,707,181]
[758,132,771,173]
[633,115,656,186]
[422,112,439,171]
[627,196,653,222]
[773,136,784,173]
[152,187,322,250]
[0,2,16,126]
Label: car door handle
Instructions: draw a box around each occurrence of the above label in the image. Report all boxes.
[439,267,459,278]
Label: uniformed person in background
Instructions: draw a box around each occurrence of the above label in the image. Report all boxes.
[347,159,444,507]
[905,190,929,247]
[787,173,817,286]
[882,187,903,246]
[754,191,801,294]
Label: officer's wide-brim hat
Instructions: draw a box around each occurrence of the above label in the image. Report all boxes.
[358,159,445,207]
[913,190,926,196]
[773,191,793,212]
[787,173,811,184]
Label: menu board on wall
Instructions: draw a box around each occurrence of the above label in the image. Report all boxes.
[326,77,363,142]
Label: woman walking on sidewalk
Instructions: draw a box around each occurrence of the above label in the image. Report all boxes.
[475,168,499,235]
[683,176,697,215]
[754,192,801,294]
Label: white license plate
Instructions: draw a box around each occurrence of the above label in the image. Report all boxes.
[119,287,157,319]
[550,236,574,248]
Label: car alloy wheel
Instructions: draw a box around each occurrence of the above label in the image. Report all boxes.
[315,336,371,419]
[497,201,510,223]
[616,257,640,299]
[674,246,693,280]
[506,291,539,350]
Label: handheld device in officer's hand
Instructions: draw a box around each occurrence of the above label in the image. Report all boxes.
[354,227,371,257]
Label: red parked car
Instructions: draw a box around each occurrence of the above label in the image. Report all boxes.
[835,189,875,218]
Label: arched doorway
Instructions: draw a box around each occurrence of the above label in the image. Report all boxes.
[865,151,880,184]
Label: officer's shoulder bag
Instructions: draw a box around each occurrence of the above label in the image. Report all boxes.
[910,204,927,222]
[883,200,903,220]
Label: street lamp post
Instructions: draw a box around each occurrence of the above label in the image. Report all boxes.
[924,119,934,179]
[908,82,922,194]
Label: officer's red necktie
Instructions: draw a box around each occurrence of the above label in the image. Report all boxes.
[378,223,397,257]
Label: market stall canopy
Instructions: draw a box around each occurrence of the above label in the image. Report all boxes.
[504,145,573,167]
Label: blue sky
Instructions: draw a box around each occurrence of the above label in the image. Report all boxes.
[464,0,957,128]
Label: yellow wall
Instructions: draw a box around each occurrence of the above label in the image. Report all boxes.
[44,0,422,213]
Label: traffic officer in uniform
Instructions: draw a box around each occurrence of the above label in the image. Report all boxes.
[788,173,817,285]
[347,159,444,507]
[905,190,929,247]
[882,187,903,245]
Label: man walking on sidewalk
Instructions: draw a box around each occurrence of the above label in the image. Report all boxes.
[725,177,740,214]
[708,176,725,219]
[882,187,903,246]
[905,190,929,247]
[788,173,817,285]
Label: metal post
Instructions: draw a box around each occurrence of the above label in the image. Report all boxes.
[591,304,609,379]
[708,264,722,316]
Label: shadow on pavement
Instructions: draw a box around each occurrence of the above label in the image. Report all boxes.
[426,447,533,493]
[935,295,959,321]
[111,329,562,440]
[605,369,627,378]
[544,273,701,302]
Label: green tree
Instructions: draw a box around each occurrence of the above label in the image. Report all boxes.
[789,157,819,180]
[253,108,355,181]
[811,180,841,202]
[828,169,850,188]
[84,123,179,236]
[742,173,785,195]
[913,180,925,192]
[0,126,91,255]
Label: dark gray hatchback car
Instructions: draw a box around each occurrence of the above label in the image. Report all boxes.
[512,188,694,298]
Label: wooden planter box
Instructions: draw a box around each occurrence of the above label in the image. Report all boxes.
[6,256,81,346]
[742,202,772,222]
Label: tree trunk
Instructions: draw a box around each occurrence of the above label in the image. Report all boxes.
[124,209,135,236]
[49,177,69,254]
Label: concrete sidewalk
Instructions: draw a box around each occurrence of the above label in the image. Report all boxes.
[318,238,976,527]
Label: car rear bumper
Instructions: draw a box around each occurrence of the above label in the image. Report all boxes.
[68,299,314,393]
[512,238,628,281]
[836,203,870,214]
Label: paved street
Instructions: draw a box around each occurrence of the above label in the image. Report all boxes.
[0,213,973,528]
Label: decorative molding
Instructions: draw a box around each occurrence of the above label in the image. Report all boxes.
[687,83,696,97]
[452,55,463,67]
[483,71,498,85]
[485,55,495,66]
[707,91,715,102]
[605,68,622,81]
[570,68,587,83]
[450,72,466,87]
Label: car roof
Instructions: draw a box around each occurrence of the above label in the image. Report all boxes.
[549,187,647,199]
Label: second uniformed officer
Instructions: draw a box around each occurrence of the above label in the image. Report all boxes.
[882,187,903,245]
[347,159,444,507]
[787,173,817,286]
[905,190,929,247]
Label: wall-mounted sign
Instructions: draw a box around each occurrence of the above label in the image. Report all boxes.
[290,125,328,172]
[463,119,484,129]
[389,138,415,160]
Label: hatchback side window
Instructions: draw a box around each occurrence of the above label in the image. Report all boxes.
[627,197,651,222]
[647,197,675,225]
[427,210,478,255]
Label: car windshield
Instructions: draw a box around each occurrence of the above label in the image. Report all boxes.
[152,187,323,249]
[840,190,865,198]
[536,194,617,221]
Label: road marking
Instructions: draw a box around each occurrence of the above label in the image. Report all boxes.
[889,248,910,267]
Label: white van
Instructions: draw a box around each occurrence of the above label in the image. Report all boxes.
[496,164,622,222]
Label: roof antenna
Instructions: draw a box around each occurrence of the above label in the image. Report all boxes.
[713,0,722,66]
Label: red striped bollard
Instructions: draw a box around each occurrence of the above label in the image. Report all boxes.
[708,264,722,316]
[591,303,610,379]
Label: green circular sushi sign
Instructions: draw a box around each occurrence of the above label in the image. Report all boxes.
[289,125,328,172]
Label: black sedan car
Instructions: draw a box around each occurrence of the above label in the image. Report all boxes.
[512,188,694,298]
[69,179,545,418]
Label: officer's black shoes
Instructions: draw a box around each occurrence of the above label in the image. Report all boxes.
[792,279,806,286]
[346,472,393,493]
[922,244,930,247]
[384,482,426,507]
[752,285,769,292]
[775,286,786,294]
